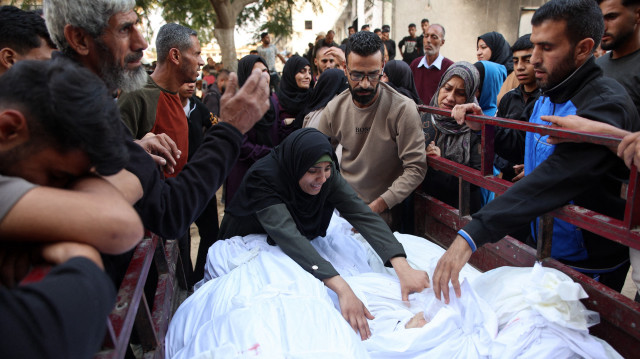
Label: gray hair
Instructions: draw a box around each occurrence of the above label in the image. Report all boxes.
[156,23,197,64]
[43,0,134,56]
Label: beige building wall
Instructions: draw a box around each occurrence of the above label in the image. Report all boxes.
[334,0,547,63]
[285,0,344,56]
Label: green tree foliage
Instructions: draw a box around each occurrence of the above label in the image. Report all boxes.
[134,0,320,70]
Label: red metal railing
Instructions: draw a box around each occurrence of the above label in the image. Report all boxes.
[415,105,640,358]
[94,234,187,359]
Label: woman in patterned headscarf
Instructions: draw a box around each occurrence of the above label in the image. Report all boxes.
[421,61,483,213]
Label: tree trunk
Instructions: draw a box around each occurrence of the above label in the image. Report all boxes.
[210,0,258,72]
[214,28,238,72]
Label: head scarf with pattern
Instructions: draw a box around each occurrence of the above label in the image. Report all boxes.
[428,61,480,165]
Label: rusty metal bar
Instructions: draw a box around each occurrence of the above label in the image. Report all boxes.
[417,105,623,149]
[480,123,495,176]
[134,294,157,352]
[427,155,640,251]
[536,214,554,260]
[96,237,157,358]
[624,166,640,230]
[458,178,471,217]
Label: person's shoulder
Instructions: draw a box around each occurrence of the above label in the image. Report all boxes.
[442,57,454,67]
[409,57,422,69]
[503,86,521,98]
[381,83,416,108]
[118,77,157,102]
[595,52,612,66]
[325,90,351,109]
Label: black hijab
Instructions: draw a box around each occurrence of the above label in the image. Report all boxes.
[383,60,422,104]
[478,31,513,74]
[293,68,348,128]
[237,55,276,146]
[276,55,312,117]
[226,128,339,239]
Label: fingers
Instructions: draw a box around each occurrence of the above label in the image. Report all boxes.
[402,287,409,302]
[156,134,180,164]
[452,104,482,130]
[432,236,472,304]
[512,171,525,182]
[364,306,375,320]
[354,311,372,340]
[238,68,260,92]
[433,259,451,304]
[618,132,640,169]
[223,72,238,99]
[540,115,563,127]
[452,271,462,299]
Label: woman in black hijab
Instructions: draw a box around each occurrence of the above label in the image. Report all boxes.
[476,31,513,74]
[274,55,312,121]
[382,60,422,105]
[224,55,283,203]
[294,68,348,129]
[219,128,429,341]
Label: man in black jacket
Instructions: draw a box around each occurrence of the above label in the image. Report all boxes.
[433,0,640,303]
[43,0,269,241]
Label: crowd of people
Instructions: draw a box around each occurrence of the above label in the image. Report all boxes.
[0,0,639,357]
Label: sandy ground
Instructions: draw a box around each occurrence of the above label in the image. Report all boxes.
[188,187,638,300]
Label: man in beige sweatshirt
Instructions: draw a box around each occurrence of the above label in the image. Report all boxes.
[317,31,427,230]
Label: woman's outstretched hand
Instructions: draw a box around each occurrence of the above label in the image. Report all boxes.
[323,275,374,340]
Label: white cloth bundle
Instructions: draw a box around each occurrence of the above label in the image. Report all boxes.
[345,275,497,359]
[472,263,620,359]
[166,214,622,359]
[167,249,369,358]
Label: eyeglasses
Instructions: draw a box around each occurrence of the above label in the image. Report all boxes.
[346,67,382,83]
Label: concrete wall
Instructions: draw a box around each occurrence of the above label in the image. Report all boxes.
[286,0,344,56]
[388,0,547,63]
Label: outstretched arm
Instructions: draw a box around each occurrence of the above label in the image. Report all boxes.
[432,235,473,303]
[330,173,429,299]
[323,275,374,340]
[254,203,374,340]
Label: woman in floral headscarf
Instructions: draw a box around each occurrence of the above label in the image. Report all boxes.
[421,61,483,213]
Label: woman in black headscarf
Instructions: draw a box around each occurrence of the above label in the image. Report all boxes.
[422,61,483,213]
[294,68,348,129]
[224,54,283,203]
[476,31,513,75]
[219,128,429,341]
[382,60,422,105]
[274,55,312,121]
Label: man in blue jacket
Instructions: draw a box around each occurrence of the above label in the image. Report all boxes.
[433,0,640,303]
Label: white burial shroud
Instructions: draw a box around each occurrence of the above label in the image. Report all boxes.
[165,214,621,359]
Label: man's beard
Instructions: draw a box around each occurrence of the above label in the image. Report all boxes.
[601,29,634,51]
[349,82,379,106]
[95,40,147,93]
[535,51,576,91]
